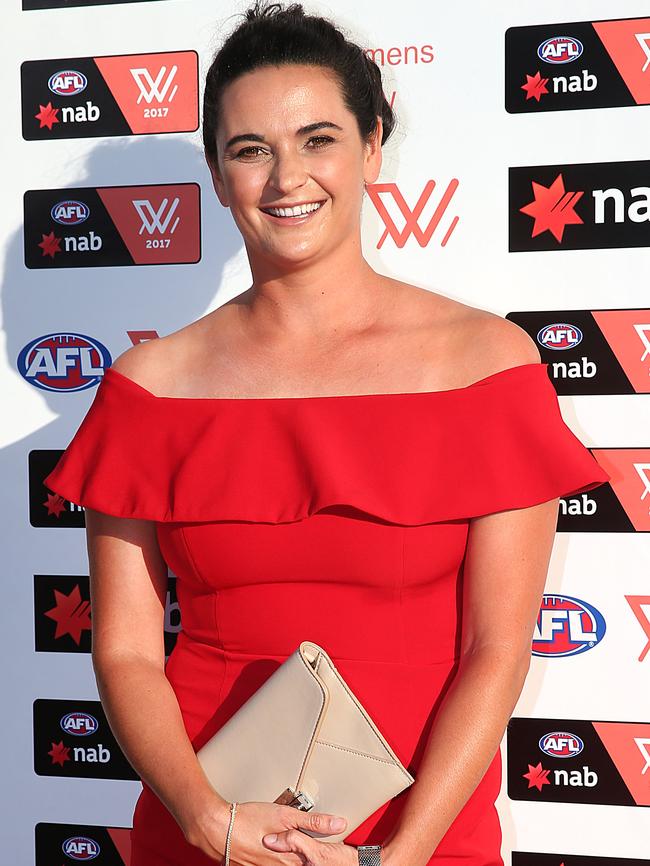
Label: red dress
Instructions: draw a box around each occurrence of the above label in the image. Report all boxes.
[44,361,610,866]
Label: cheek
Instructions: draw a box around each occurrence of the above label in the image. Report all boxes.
[226,167,267,207]
[317,155,363,200]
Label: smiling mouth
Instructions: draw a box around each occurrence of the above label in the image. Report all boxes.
[260,201,326,219]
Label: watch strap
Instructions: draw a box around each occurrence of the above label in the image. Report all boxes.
[357,844,382,866]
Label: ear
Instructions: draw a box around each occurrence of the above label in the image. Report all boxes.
[206,154,230,208]
[363,116,383,185]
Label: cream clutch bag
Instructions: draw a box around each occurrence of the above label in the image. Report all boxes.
[196,640,415,843]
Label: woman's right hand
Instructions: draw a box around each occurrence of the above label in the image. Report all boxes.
[184,799,348,864]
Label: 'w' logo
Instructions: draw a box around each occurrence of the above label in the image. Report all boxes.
[130,65,179,104]
[133,198,180,235]
[366,179,460,248]
[625,595,650,662]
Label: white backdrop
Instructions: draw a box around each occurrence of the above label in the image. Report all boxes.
[3,0,650,862]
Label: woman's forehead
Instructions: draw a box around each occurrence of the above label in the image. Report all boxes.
[220,64,344,119]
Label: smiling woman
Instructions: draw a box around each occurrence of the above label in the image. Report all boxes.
[201,1,394,269]
[41,2,611,866]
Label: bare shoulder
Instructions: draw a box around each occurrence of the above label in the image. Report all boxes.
[107,321,204,394]
[108,336,171,391]
[107,300,241,394]
[462,305,542,371]
[393,280,541,385]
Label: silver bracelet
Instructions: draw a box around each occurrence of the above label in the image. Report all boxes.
[357,844,382,866]
[223,801,237,866]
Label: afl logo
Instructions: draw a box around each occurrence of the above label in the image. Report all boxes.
[537,36,584,65]
[539,731,584,758]
[537,323,583,350]
[60,711,99,737]
[51,200,90,226]
[17,332,111,393]
[62,836,101,860]
[533,594,606,658]
[48,69,88,96]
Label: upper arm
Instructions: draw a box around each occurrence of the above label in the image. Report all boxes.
[85,508,169,671]
[459,315,552,661]
[460,498,559,662]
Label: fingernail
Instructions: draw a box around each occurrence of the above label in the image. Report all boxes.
[264,833,278,843]
[331,818,346,830]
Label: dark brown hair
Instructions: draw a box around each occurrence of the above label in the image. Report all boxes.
[202,0,396,166]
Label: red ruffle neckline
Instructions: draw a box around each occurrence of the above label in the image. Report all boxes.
[44,362,611,525]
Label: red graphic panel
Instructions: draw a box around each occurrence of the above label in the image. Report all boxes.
[592,309,650,393]
[107,827,132,865]
[97,184,200,265]
[593,19,650,105]
[94,51,198,133]
[127,330,160,345]
[625,595,650,662]
[593,722,650,805]
[591,449,650,532]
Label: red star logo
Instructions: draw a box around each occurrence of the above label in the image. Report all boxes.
[35,102,60,130]
[521,71,549,102]
[48,740,71,767]
[34,102,61,130]
[523,761,551,791]
[38,231,62,259]
[44,491,67,517]
[519,174,584,243]
[45,585,92,645]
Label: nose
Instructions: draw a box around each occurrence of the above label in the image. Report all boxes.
[267,146,308,196]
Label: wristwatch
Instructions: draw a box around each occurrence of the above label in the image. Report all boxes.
[357,844,382,866]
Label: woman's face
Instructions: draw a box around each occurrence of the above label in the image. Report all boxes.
[208,63,382,269]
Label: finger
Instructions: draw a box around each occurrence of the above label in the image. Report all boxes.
[295,812,348,836]
[262,827,313,855]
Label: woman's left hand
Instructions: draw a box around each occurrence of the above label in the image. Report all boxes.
[262,829,359,865]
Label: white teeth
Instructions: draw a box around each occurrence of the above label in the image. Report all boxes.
[266,201,323,217]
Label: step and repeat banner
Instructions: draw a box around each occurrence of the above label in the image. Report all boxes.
[2,0,650,863]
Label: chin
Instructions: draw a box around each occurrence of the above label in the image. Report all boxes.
[263,242,327,266]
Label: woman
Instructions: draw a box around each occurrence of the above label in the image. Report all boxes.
[44,3,610,865]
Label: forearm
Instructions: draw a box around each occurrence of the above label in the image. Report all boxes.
[94,655,230,837]
[382,647,530,866]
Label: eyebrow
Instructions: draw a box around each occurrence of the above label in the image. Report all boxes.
[224,121,343,150]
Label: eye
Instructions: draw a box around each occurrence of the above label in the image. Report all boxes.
[306,135,334,148]
[234,145,269,160]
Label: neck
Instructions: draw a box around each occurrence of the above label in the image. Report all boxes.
[240,240,390,344]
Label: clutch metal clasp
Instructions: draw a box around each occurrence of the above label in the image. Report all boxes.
[274,787,315,810]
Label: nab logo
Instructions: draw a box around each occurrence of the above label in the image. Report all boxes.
[537,323,583,350]
[18,332,111,393]
[511,162,650,251]
[366,179,460,249]
[35,101,100,131]
[533,594,606,657]
[48,70,88,96]
[62,836,100,860]
[50,200,90,226]
[60,712,99,737]
[539,731,584,758]
[537,37,584,64]
[521,69,597,102]
[523,761,598,790]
